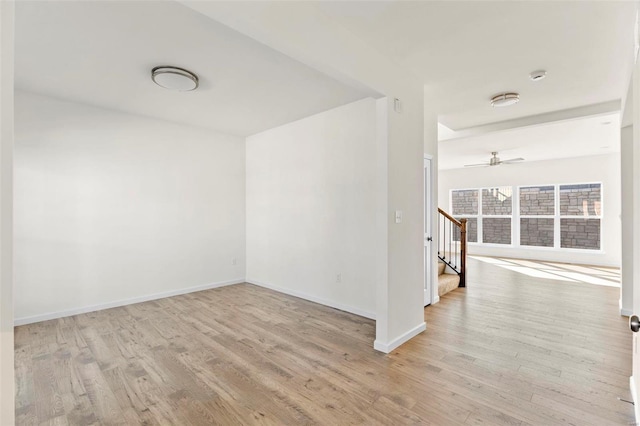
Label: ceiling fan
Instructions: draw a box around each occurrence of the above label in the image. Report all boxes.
[464,152,525,167]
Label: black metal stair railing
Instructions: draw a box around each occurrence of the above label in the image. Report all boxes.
[437,208,467,287]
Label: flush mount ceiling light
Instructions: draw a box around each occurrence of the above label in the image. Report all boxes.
[151,66,199,91]
[490,93,520,108]
[529,70,547,81]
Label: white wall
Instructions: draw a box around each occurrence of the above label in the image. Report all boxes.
[245,98,378,318]
[14,92,246,323]
[0,2,15,424]
[438,154,621,267]
[621,125,634,315]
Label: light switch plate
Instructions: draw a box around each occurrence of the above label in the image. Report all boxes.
[395,210,402,223]
[394,98,402,113]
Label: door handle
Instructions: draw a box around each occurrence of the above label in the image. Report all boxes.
[631,315,640,333]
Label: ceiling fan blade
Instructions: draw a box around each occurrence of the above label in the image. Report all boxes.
[500,157,525,163]
[463,163,490,167]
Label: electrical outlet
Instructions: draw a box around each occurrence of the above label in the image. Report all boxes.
[336,273,342,283]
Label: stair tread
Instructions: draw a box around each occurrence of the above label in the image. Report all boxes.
[438,273,460,297]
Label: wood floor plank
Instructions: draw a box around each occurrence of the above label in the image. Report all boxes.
[15,257,634,424]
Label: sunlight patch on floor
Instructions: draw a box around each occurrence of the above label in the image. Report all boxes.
[468,256,513,266]
[494,264,578,282]
[469,255,620,288]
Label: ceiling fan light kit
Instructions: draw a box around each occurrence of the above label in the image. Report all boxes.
[490,92,520,107]
[489,151,501,166]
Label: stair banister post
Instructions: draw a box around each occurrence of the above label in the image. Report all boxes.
[460,218,467,287]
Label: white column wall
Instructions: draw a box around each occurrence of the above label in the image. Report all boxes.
[424,89,439,305]
[375,91,426,351]
[0,1,15,424]
[630,20,640,421]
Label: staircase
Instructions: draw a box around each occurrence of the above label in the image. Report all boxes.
[437,208,467,297]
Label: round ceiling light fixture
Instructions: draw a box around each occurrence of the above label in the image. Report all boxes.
[529,70,547,81]
[151,66,199,91]
[490,92,520,108]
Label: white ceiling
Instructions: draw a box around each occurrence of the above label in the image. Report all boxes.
[438,112,621,170]
[15,1,376,137]
[313,1,637,130]
[15,1,638,140]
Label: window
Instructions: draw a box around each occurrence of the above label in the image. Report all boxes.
[450,187,512,245]
[519,186,554,247]
[559,184,601,250]
[481,187,512,245]
[451,189,478,242]
[450,182,602,251]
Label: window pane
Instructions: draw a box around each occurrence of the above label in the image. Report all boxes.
[454,217,477,243]
[520,186,555,216]
[482,218,511,244]
[482,187,512,215]
[560,218,600,250]
[520,218,554,247]
[559,184,601,216]
[452,189,478,215]
[466,218,478,243]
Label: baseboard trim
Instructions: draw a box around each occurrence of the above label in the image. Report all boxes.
[14,278,245,326]
[373,321,426,353]
[621,308,633,317]
[246,279,376,320]
[631,376,640,422]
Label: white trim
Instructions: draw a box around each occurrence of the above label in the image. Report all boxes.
[246,279,376,320]
[631,376,640,422]
[621,298,633,317]
[373,321,426,353]
[425,155,435,306]
[14,278,245,326]
[432,295,440,304]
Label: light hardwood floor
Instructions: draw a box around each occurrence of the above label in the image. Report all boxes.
[15,257,634,425]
